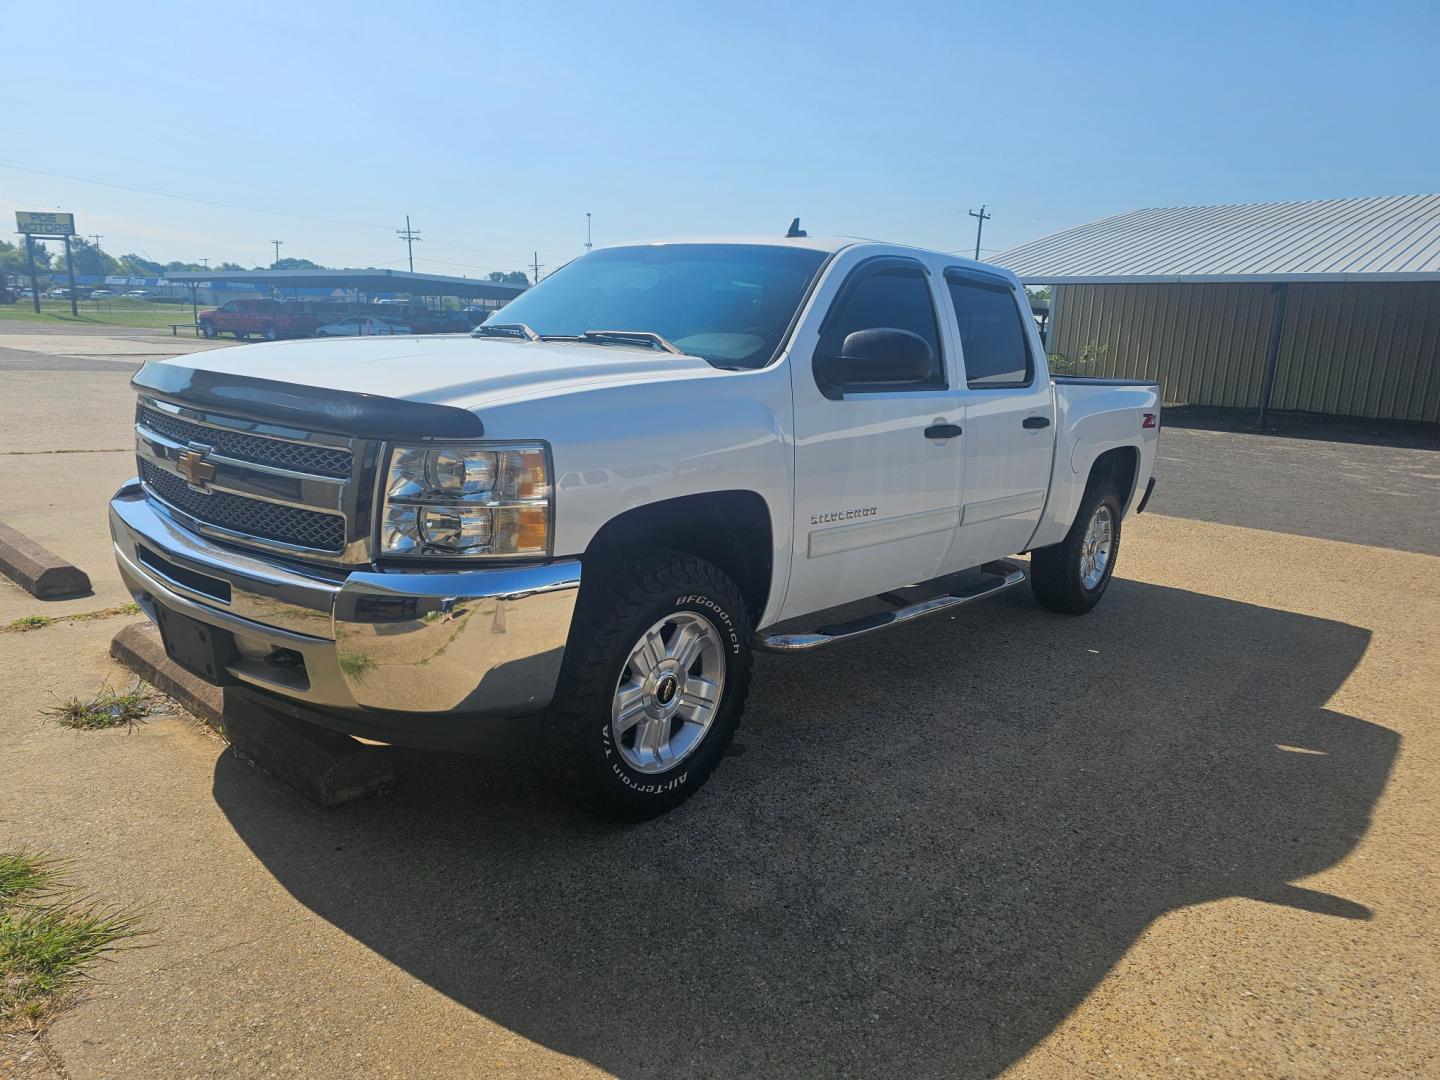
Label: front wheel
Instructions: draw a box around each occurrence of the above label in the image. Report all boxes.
[200,324,217,339]
[542,548,751,819]
[1030,476,1122,614]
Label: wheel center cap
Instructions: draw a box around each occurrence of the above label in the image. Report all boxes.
[654,674,678,707]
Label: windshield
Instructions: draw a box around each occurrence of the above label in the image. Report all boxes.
[484,243,829,369]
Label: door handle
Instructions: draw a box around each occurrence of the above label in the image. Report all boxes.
[924,423,963,439]
[1022,415,1051,429]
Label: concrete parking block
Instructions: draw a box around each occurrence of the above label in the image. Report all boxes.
[110,621,394,807]
[109,621,222,724]
[0,519,92,598]
[220,691,397,809]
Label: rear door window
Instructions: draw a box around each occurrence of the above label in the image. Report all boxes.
[945,272,1032,388]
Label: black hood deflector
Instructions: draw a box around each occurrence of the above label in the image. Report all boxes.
[132,362,485,441]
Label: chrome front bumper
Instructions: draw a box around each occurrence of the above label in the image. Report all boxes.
[109,481,581,735]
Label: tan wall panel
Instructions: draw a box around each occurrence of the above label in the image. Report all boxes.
[1051,284,1270,409]
[1051,282,1440,422]
[1273,283,1440,423]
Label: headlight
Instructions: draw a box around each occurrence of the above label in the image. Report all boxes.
[380,444,551,557]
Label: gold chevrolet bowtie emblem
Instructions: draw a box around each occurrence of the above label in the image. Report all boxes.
[177,448,216,490]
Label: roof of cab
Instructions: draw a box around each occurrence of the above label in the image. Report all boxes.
[597,235,857,254]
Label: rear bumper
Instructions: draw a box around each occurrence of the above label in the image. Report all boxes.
[109,481,581,739]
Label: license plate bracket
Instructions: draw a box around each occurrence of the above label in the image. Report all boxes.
[153,605,239,685]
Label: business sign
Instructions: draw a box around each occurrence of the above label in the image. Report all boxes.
[16,211,76,236]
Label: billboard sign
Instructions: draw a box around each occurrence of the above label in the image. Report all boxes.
[16,211,76,236]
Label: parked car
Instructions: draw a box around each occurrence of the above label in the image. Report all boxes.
[113,236,1160,819]
[90,289,114,300]
[122,290,152,300]
[314,315,411,336]
[45,288,70,299]
[196,298,319,340]
[403,309,471,334]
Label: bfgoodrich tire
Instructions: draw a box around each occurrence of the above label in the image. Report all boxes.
[1030,476,1123,615]
[542,548,751,819]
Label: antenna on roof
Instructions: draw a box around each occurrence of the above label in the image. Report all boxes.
[786,217,807,238]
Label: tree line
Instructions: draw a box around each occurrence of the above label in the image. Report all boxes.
[0,239,531,286]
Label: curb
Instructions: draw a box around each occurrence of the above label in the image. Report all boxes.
[0,520,92,599]
[110,622,394,807]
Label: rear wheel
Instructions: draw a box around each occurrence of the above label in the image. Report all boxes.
[200,325,217,339]
[264,327,278,341]
[542,548,751,819]
[1030,476,1122,614]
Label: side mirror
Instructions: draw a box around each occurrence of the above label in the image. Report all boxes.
[815,328,935,398]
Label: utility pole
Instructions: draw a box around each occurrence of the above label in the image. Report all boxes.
[271,240,283,268]
[968,204,991,260]
[88,234,103,279]
[199,257,209,269]
[531,251,543,284]
[585,212,593,251]
[396,214,421,273]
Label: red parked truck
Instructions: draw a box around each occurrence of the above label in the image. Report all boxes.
[196,299,319,341]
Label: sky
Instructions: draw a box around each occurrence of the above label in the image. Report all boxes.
[3,0,1438,277]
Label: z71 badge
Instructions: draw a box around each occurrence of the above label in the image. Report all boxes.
[811,506,878,525]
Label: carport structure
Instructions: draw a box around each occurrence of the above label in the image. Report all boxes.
[996,194,1440,424]
[162,267,525,313]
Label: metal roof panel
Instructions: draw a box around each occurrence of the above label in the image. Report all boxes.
[996,194,1440,283]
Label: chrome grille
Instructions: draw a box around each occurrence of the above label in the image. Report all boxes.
[140,461,347,552]
[134,396,372,561]
[137,405,352,478]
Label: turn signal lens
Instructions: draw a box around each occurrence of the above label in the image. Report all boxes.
[493,505,550,556]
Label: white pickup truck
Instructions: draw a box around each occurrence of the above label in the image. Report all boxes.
[110,236,1160,817]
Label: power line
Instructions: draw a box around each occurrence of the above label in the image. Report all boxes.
[396,214,421,273]
[0,158,394,231]
[968,205,992,261]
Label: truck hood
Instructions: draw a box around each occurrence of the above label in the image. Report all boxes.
[150,334,720,411]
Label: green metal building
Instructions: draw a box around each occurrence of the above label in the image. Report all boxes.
[996,195,1440,424]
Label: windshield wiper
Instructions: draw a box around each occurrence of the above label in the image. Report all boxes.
[470,322,539,341]
[575,329,685,355]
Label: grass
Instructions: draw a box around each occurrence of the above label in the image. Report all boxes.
[0,852,145,1030]
[338,652,374,682]
[43,685,154,731]
[5,615,51,633]
[2,603,141,634]
[0,299,197,330]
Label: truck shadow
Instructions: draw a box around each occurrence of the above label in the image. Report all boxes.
[212,580,1395,1078]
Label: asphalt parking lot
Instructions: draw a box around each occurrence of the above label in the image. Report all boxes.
[1,322,1437,1078]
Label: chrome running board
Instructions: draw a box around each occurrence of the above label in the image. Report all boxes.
[755,560,1027,653]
